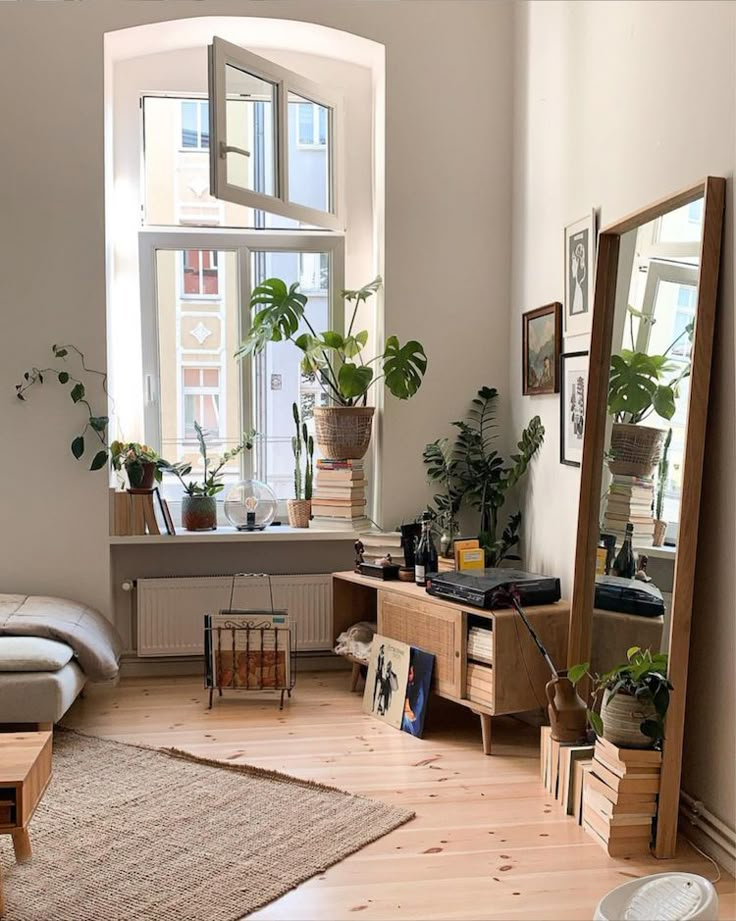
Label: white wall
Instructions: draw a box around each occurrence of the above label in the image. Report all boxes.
[0,1,514,615]
[511,0,735,841]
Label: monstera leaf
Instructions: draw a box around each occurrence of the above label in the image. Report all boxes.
[338,363,374,399]
[607,352,677,422]
[382,337,428,400]
[236,278,307,359]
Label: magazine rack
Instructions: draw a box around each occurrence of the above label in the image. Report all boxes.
[204,573,298,710]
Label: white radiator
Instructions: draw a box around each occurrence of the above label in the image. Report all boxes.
[135,574,333,657]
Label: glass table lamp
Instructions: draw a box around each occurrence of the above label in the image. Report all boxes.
[223,480,278,531]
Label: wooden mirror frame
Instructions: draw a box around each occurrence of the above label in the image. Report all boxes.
[567,177,726,859]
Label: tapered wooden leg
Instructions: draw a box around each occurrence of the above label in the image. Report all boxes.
[12,829,32,863]
[350,662,362,693]
[479,714,492,755]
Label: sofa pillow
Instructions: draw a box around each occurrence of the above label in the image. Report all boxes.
[0,636,74,672]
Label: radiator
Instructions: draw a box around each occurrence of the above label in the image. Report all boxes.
[135,574,333,657]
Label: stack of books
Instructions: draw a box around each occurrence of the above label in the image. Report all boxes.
[540,725,593,818]
[311,459,367,524]
[582,738,661,857]
[360,529,404,566]
[602,475,655,544]
[467,625,493,665]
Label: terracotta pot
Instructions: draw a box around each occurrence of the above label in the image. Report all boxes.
[653,519,667,547]
[126,460,157,493]
[182,495,217,531]
[608,423,666,478]
[287,499,311,529]
[313,406,374,460]
[600,688,657,749]
[545,673,588,743]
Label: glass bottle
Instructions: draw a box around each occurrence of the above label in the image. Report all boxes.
[414,513,438,586]
[612,522,636,579]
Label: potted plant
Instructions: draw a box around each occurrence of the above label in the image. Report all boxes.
[160,422,255,531]
[287,402,314,529]
[110,441,163,493]
[569,647,672,749]
[424,387,544,566]
[653,428,672,546]
[422,438,462,557]
[235,276,428,460]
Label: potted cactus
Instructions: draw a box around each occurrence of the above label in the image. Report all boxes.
[287,402,314,529]
[653,428,672,546]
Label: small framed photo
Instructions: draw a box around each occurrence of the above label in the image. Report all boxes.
[522,302,562,395]
[564,211,597,338]
[560,350,589,467]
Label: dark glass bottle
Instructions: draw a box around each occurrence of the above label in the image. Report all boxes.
[612,522,636,579]
[414,514,438,586]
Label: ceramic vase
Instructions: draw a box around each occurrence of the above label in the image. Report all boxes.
[545,673,588,743]
[182,495,217,531]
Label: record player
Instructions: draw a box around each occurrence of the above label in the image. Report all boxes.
[426,568,561,609]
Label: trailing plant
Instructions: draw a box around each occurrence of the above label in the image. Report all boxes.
[16,344,111,471]
[607,306,693,425]
[655,428,673,520]
[110,442,164,488]
[160,422,255,497]
[235,276,428,406]
[291,402,314,501]
[568,646,672,745]
[424,386,545,565]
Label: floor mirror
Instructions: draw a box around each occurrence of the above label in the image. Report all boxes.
[568,177,726,858]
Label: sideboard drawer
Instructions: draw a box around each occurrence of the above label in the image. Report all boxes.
[378,593,460,697]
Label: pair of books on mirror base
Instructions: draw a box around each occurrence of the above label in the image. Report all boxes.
[541,727,661,857]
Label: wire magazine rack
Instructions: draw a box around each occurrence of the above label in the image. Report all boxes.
[204,573,297,710]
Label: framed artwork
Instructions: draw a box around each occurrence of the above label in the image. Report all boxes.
[560,350,589,467]
[363,634,411,730]
[522,302,562,395]
[564,210,597,338]
[401,647,434,738]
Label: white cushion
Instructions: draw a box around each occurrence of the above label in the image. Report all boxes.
[0,636,74,672]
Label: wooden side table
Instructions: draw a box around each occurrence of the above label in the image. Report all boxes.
[0,732,52,915]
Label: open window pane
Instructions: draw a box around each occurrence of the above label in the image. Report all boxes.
[223,65,276,199]
[288,93,331,213]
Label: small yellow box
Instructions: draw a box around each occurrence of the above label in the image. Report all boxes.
[453,537,480,569]
[458,548,485,571]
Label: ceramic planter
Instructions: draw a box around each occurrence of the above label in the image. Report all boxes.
[313,406,374,460]
[182,495,217,531]
[600,688,657,749]
[287,499,311,528]
[126,460,157,493]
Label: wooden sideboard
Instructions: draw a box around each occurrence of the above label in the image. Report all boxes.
[333,572,570,754]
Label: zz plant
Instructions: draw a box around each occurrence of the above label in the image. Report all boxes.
[568,646,672,745]
[160,422,255,497]
[235,276,428,406]
[424,386,544,565]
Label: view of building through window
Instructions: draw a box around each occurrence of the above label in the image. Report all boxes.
[143,96,338,502]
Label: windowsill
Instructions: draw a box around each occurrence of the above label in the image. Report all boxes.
[109,524,358,545]
[633,543,677,560]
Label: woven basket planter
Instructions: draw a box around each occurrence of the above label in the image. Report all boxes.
[313,406,375,460]
[600,689,657,749]
[287,499,311,529]
[608,422,665,478]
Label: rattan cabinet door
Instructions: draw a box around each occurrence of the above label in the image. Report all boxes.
[378,593,460,697]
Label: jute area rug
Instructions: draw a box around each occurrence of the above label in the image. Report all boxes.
[1,731,414,921]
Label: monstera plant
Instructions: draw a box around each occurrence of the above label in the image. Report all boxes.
[235,276,428,459]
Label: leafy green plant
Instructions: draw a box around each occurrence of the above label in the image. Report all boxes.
[16,344,111,470]
[110,442,164,488]
[422,437,462,546]
[655,428,672,520]
[160,422,255,497]
[291,402,314,501]
[568,646,672,744]
[235,276,428,406]
[424,387,545,565]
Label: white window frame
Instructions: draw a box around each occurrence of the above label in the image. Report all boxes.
[296,101,328,149]
[208,37,344,232]
[179,99,210,151]
[139,228,345,491]
[181,365,223,441]
[179,248,222,300]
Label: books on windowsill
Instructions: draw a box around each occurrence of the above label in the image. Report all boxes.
[602,474,655,542]
[312,459,368,524]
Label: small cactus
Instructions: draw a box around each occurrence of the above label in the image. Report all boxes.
[291,403,303,499]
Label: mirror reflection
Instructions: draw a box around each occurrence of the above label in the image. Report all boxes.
[592,198,703,674]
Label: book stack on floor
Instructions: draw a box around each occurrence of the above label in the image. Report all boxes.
[359,529,404,566]
[582,737,661,857]
[540,726,594,819]
[602,475,655,544]
[311,459,368,527]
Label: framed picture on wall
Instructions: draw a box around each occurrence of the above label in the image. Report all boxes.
[559,350,589,467]
[564,210,597,338]
[522,302,562,395]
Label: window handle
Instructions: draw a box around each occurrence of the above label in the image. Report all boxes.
[219,141,251,160]
[145,374,156,405]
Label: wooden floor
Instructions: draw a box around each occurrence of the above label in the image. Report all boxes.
[63,672,735,921]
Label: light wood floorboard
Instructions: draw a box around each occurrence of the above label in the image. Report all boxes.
[63,672,735,920]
